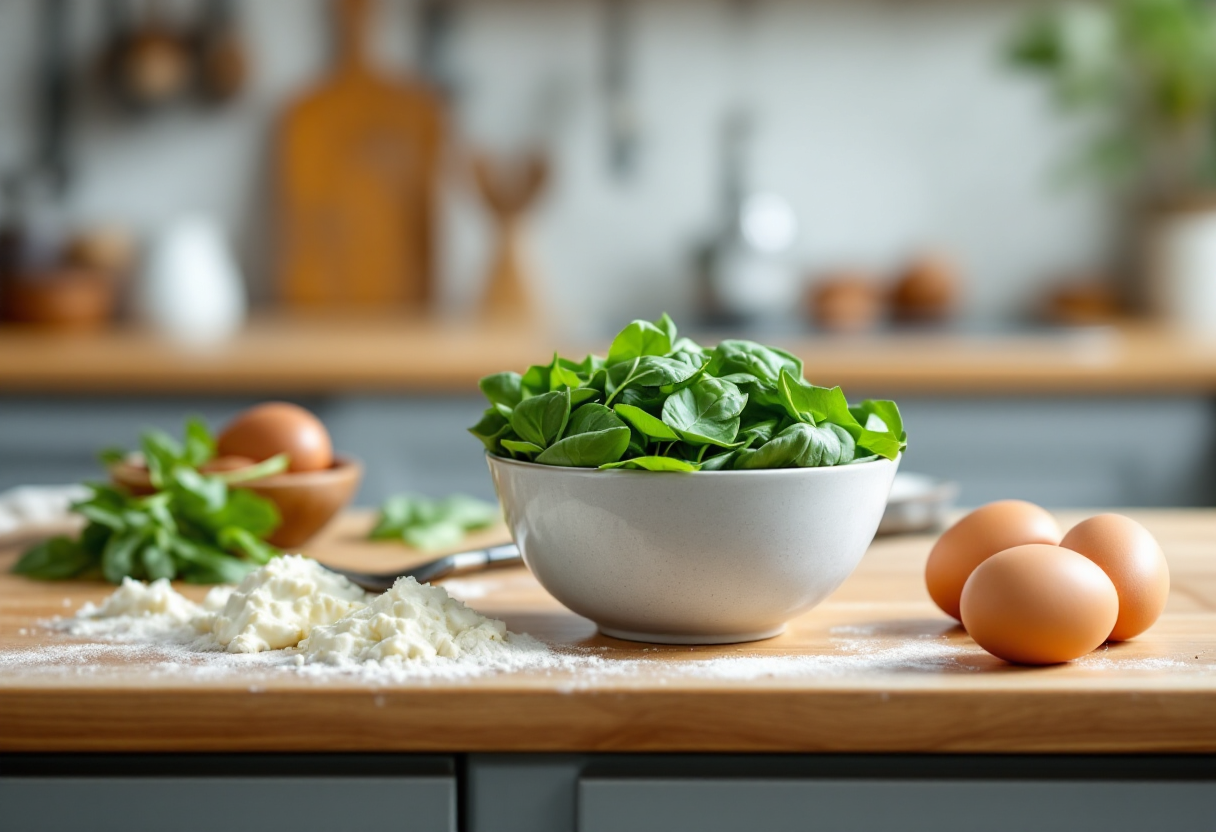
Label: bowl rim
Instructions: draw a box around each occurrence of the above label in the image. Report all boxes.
[486,451,899,477]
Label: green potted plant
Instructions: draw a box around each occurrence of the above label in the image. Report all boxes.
[1010,0,1216,328]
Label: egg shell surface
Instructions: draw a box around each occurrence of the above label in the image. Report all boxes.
[217,402,334,473]
[1060,514,1170,642]
[925,500,1061,620]
[960,544,1119,665]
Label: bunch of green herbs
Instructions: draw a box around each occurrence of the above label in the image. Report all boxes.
[13,419,288,584]
[469,314,906,471]
[369,493,500,551]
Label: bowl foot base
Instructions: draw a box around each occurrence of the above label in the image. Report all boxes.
[597,625,786,645]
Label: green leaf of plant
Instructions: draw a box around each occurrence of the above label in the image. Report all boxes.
[509,388,571,449]
[217,527,278,564]
[613,403,680,440]
[140,544,177,580]
[599,456,700,471]
[12,537,95,579]
[213,489,281,537]
[656,312,678,344]
[569,387,601,407]
[101,530,145,584]
[501,438,544,455]
[607,319,672,365]
[535,426,630,467]
[661,377,747,447]
[699,450,738,471]
[183,417,216,468]
[468,408,512,453]
[733,422,856,469]
[706,340,803,384]
[216,453,289,484]
[567,403,627,436]
[479,372,524,408]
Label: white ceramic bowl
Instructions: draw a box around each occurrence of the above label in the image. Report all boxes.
[488,454,900,644]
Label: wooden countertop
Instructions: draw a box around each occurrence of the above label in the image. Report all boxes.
[2,510,1214,754]
[7,312,1216,395]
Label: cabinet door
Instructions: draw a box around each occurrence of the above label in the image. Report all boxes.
[578,778,1216,832]
[2,774,456,832]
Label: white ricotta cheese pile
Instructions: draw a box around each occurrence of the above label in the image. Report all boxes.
[204,555,368,653]
[301,576,509,666]
[82,577,200,623]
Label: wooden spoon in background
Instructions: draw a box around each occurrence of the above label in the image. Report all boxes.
[471,151,548,320]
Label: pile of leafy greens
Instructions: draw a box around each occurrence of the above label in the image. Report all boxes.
[369,493,501,551]
[13,419,288,584]
[470,314,907,471]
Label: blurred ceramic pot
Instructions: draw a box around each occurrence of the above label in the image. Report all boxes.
[137,216,245,345]
[1148,196,1216,333]
[1,268,116,329]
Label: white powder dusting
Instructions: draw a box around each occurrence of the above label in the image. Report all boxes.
[15,564,1216,684]
[300,576,513,666]
[204,555,369,653]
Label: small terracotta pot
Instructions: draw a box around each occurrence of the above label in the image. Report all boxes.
[110,457,362,549]
[2,268,116,328]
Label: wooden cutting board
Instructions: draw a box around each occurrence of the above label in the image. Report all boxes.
[2,510,1215,753]
[275,0,444,308]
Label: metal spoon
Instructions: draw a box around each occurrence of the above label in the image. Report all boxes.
[324,543,522,593]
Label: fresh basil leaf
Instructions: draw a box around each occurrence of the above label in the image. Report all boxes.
[599,456,700,472]
[171,537,256,584]
[607,319,672,365]
[567,403,627,436]
[614,403,680,441]
[183,417,216,468]
[661,377,747,447]
[76,502,126,531]
[369,493,500,551]
[535,426,630,467]
[101,530,145,584]
[479,372,524,408]
[509,388,571,448]
[852,399,906,442]
[212,489,280,537]
[217,527,277,564]
[140,544,177,580]
[141,429,184,489]
[13,537,95,579]
[170,467,228,515]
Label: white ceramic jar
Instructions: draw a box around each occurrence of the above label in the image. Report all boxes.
[488,454,899,644]
[136,216,246,347]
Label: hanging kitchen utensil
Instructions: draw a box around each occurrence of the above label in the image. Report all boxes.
[471,151,547,319]
[193,0,249,103]
[601,0,638,179]
[117,0,191,111]
[36,0,73,197]
[276,0,445,308]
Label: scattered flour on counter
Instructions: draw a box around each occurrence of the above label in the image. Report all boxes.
[53,577,204,642]
[300,576,520,667]
[204,555,369,653]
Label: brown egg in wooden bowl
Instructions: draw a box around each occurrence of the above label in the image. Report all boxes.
[110,403,362,549]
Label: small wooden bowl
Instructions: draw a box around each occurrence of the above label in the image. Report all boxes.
[110,457,363,549]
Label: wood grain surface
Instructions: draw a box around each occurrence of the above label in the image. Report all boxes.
[275,0,444,308]
[2,510,1214,753]
[7,315,1216,395]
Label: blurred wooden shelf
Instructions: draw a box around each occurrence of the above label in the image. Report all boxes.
[5,313,1216,395]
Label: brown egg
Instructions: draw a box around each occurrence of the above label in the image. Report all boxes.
[960,544,1119,665]
[1060,514,1170,642]
[925,500,1061,620]
[217,403,333,473]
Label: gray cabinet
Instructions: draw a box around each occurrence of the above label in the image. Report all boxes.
[0,756,457,832]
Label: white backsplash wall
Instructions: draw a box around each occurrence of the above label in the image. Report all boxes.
[0,0,1112,328]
